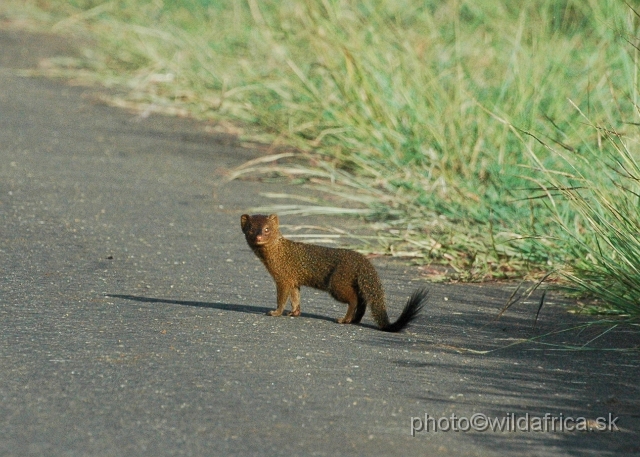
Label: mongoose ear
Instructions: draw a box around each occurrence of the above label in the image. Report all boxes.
[268,214,279,225]
[240,214,250,231]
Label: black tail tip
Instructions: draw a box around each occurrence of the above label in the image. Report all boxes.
[382,287,429,332]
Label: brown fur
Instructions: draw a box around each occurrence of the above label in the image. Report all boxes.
[240,214,427,332]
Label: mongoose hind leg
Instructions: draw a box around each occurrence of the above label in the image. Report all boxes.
[336,295,359,324]
[350,301,366,324]
[331,281,359,324]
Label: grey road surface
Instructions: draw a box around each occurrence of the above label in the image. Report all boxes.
[1,29,639,456]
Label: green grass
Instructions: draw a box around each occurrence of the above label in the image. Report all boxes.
[4,0,639,316]
[522,114,640,318]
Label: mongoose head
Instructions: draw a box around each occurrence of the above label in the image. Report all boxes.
[241,214,281,247]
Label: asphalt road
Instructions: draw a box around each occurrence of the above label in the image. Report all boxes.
[1,29,639,457]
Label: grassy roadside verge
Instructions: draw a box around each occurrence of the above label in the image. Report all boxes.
[3,1,639,317]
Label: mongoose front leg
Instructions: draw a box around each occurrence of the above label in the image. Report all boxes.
[268,283,290,316]
[285,286,301,317]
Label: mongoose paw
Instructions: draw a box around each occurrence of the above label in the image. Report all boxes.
[267,310,283,316]
[336,317,352,324]
[286,309,301,317]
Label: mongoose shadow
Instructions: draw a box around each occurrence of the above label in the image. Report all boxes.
[105,294,348,325]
